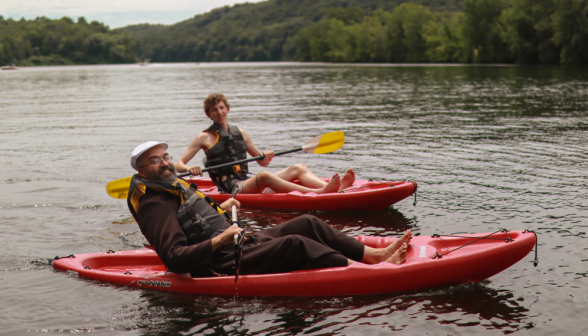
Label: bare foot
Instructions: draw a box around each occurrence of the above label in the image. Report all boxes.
[376,230,412,263]
[319,173,341,193]
[339,168,356,191]
[361,229,412,264]
[386,243,408,265]
[384,230,412,257]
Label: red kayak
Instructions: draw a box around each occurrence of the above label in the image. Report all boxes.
[53,230,536,297]
[185,177,417,211]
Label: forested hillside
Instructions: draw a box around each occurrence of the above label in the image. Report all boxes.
[119,0,464,62]
[1,0,587,65]
[294,0,586,64]
[0,16,136,66]
[118,0,587,64]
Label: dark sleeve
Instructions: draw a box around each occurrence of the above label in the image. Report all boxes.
[136,190,214,274]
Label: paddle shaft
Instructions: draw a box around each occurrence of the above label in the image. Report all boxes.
[231,204,244,283]
[177,147,302,178]
[232,204,238,248]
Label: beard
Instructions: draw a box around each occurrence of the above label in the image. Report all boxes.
[145,164,178,182]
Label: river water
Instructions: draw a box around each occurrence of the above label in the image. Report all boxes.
[0,63,586,335]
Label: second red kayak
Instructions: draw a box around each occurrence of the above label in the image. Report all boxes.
[185,177,417,211]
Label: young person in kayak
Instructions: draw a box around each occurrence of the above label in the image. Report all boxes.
[128,141,412,277]
[175,93,356,194]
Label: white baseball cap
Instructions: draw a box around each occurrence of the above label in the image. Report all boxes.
[131,141,168,170]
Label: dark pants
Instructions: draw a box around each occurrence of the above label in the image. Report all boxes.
[212,214,365,275]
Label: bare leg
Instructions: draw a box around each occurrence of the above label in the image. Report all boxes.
[274,164,356,192]
[361,230,412,264]
[274,163,327,188]
[339,168,356,191]
[241,171,341,194]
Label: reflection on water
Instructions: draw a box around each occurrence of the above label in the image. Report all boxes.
[240,206,417,237]
[130,282,531,335]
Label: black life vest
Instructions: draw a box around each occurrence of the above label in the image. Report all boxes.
[203,123,249,193]
[127,175,231,245]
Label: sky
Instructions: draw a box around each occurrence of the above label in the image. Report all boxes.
[0,0,266,28]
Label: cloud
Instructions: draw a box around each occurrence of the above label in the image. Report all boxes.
[0,0,265,28]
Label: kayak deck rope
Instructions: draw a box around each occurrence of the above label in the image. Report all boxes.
[523,229,539,266]
[54,254,75,260]
[431,229,539,266]
[432,229,514,259]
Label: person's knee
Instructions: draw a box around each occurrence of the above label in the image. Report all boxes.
[282,235,305,248]
[291,163,308,174]
[299,214,318,222]
[257,171,275,183]
[297,214,323,228]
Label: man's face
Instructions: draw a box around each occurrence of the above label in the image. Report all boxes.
[206,101,230,124]
[137,145,177,181]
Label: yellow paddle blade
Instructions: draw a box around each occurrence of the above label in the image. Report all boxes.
[106,176,132,199]
[301,131,345,154]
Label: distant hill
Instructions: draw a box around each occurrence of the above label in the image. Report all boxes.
[118,0,465,62]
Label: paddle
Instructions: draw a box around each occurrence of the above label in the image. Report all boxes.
[106,131,345,199]
[231,201,245,283]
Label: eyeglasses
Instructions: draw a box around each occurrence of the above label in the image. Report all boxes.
[138,154,173,169]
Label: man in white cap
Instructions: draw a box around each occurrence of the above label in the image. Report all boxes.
[126,141,411,277]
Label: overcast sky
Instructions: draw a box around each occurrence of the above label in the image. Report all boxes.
[0,0,266,28]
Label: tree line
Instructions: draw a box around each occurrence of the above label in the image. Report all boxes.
[0,16,136,66]
[1,0,587,66]
[294,0,588,64]
[119,0,464,63]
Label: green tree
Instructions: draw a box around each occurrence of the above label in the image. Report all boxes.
[348,16,387,62]
[424,12,466,62]
[552,0,588,64]
[461,0,509,63]
[324,19,353,62]
[0,42,5,64]
[382,3,435,62]
[0,16,137,66]
[500,0,559,63]
[326,6,365,25]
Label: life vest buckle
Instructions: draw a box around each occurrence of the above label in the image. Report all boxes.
[191,217,205,233]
